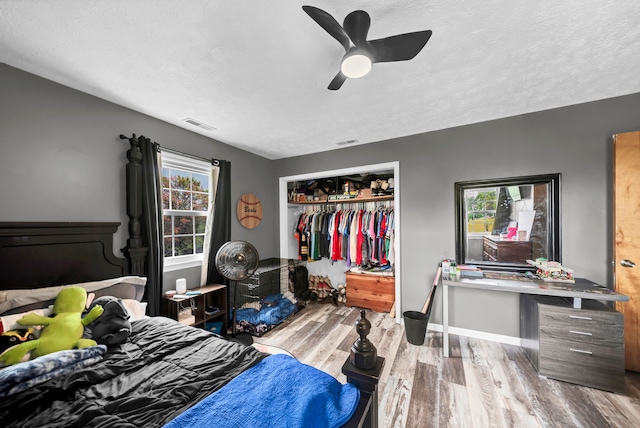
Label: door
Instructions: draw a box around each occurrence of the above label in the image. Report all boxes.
[614,131,640,372]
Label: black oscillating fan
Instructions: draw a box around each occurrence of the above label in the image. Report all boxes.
[215,240,260,345]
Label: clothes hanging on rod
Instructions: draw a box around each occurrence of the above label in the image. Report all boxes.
[293,201,394,268]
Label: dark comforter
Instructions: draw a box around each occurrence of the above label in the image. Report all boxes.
[0,317,266,427]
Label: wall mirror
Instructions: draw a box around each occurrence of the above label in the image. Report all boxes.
[455,173,561,272]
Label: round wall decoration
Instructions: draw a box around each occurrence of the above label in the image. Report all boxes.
[237,193,263,229]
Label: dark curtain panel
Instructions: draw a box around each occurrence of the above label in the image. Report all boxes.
[139,136,164,316]
[205,160,231,285]
[492,187,512,235]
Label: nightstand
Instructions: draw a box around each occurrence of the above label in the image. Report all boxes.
[162,284,228,333]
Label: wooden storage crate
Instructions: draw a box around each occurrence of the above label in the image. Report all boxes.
[345,272,395,313]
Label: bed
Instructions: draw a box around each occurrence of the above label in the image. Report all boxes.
[0,223,379,427]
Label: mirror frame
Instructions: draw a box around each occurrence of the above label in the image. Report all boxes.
[455,173,561,272]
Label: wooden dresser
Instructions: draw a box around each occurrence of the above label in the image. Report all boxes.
[483,235,532,263]
[346,272,395,313]
[520,294,625,393]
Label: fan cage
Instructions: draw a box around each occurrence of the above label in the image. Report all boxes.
[233,258,305,336]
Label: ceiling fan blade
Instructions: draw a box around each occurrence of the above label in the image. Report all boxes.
[343,10,370,47]
[328,72,347,90]
[368,30,433,63]
[302,5,351,52]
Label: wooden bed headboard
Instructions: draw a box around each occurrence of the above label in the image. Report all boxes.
[0,222,129,291]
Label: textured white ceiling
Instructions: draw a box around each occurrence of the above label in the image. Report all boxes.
[1,1,639,159]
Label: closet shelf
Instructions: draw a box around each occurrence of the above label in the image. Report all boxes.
[288,195,394,205]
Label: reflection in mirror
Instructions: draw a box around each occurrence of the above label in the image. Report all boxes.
[455,174,561,271]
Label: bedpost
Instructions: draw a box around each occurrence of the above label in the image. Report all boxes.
[341,310,384,428]
[341,357,384,428]
[120,134,148,275]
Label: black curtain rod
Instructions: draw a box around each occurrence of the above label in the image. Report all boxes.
[160,146,223,166]
[120,133,224,166]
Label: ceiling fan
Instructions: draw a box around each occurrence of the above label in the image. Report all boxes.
[302,5,433,90]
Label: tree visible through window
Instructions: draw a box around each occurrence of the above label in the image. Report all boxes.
[161,152,212,265]
[465,189,497,233]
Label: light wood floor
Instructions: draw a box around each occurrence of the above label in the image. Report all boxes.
[253,302,640,428]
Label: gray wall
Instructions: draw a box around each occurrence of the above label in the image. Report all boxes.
[0,64,279,291]
[3,63,639,338]
[274,93,640,337]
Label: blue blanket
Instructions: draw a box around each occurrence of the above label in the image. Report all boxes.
[0,345,106,398]
[235,294,298,326]
[164,354,360,428]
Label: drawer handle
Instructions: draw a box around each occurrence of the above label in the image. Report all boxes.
[569,330,592,336]
[569,315,592,320]
[569,348,593,355]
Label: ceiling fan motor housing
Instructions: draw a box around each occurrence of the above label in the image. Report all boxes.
[302,5,433,89]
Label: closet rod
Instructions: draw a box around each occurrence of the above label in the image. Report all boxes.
[119,133,225,165]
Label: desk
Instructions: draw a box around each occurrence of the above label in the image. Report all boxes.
[442,275,629,392]
[441,276,629,358]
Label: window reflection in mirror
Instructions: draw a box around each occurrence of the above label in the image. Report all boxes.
[455,174,561,271]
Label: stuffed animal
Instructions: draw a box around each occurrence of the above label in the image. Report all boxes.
[0,328,36,356]
[85,296,131,345]
[0,287,103,366]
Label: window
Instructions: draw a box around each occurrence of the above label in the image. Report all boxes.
[161,151,212,271]
[465,188,497,234]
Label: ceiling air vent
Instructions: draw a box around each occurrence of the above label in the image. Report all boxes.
[182,117,216,132]
[336,139,359,146]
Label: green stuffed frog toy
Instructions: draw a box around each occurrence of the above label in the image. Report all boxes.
[0,286,103,366]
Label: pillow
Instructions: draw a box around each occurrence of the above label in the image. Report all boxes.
[0,308,52,336]
[0,308,52,364]
[122,299,148,321]
[0,276,147,316]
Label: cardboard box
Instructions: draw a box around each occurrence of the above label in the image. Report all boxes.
[178,315,195,326]
[357,188,372,198]
[178,307,194,325]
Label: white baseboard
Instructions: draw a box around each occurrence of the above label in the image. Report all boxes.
[426,322,522,347]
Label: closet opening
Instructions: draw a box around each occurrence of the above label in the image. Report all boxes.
[278,162,401,323]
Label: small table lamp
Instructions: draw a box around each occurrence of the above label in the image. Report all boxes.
[176,278,187,294]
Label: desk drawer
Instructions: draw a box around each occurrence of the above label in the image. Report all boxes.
[539,337,625,392]
[483,238,497,261]
[539,305,623,346]
[520,294,625,393]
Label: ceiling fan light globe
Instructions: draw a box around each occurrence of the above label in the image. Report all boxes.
[341,53,372,78]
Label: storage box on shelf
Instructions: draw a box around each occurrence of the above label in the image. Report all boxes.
[288,195,393,205]
[162,284,228,333]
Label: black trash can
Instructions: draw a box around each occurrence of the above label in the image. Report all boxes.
[403,311,428,345]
